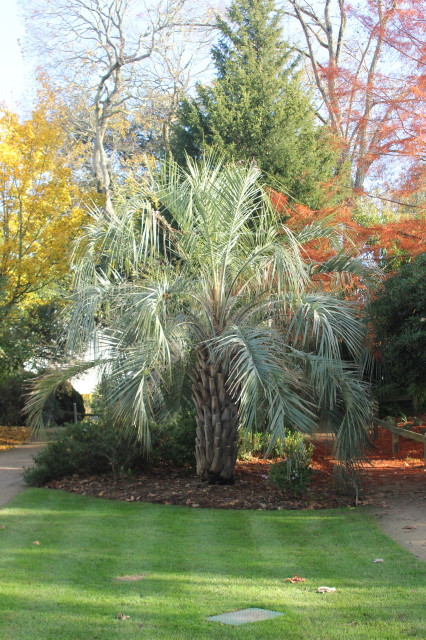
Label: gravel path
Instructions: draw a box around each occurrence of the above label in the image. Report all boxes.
[368,478,426,563]
[0,441,45,506]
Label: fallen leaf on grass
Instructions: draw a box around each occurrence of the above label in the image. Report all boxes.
[285,575,306,583]
[115,575,146,582]
[32,541,41,545]
[373,558,384,563]
[116,613,130,620]
[317,586,336,593]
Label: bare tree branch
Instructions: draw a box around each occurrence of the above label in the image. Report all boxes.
[24,0,216,216]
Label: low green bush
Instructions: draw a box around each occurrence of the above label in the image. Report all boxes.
[24,410,198,486]
[152,410,196,468]
[23,420,145,486]
[268,431,314,493]
[238,431,283,459]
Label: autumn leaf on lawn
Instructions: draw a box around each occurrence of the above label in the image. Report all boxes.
[285,575,306,583]
[115,574,146,582]
[32,541,41,545]
[317,586,336,593]
[116,613,130,620]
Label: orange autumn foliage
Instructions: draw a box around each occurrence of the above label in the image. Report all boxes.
[268,187,426,295]
[287,0,426,200]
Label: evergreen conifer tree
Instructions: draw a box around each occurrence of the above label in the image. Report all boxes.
[171,0,341,208]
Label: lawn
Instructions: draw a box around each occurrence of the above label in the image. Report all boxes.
[0,490,425,640]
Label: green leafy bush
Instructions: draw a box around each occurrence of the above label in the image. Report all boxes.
[23,420,145,486]
[238,431,283,459]
[152,410,196,468]
[24,410,198,486]
[268,431,314,493]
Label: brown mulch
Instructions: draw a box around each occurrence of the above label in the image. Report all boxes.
[43,418,426,510]
[45,457,349,510]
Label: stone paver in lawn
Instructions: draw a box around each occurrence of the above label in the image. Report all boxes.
[206,608,284,625]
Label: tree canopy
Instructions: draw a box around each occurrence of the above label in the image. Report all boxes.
[284,0,426,201]
[0,88,87,325]
[171,0,342,209]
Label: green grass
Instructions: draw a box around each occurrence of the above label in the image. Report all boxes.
[0,490,425,639]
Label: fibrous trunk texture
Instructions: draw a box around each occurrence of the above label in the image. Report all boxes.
[192,348,239,483]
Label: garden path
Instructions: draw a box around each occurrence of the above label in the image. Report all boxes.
[0,441,45,506]
[367,477,426,563]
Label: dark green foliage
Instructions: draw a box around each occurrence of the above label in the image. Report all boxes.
[0,301,64,373]
[0,371,37,426]
[23,420,146,486]
[0,370,84,427]
[152,410,197,468]
[42,380,85,425]
[238,430,283,458]
[268,431,314,492]
[24,411,197,487]
[369,253,426,408]
[0,301,70,426]
[171,0,342,208]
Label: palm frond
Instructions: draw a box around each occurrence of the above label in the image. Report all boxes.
[287,294,366,361]
[211,325,317,440]
[312,251,381,280]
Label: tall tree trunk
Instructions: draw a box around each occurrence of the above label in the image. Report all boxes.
[93,118,114,219]
[192,347,239,483]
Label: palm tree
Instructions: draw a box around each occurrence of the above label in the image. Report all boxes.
[27,156,375,483]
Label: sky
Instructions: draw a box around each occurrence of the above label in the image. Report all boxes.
[0,0,26,108]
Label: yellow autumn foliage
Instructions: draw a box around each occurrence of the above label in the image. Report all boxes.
[0,90,88,317]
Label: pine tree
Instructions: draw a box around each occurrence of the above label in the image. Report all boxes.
[171,0,341,208]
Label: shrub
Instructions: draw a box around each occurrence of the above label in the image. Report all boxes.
[152,410,196,468]
[23,420,145,486]
[238,431,283,459]
[268,431,314,493]
[24,410,198,486]
[42,380,86,425]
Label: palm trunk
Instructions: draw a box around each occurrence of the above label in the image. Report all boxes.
[192,348,239,483]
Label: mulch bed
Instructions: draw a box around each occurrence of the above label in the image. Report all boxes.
[44,420,426,510]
